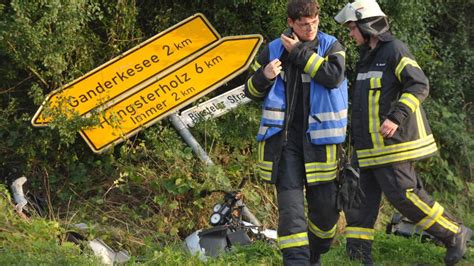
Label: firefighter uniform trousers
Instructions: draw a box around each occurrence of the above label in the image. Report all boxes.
[276,136,340,265]
[344,161,460,263]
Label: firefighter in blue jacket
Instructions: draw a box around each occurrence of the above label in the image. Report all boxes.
[244,0,348,264]
[334,0,472,265]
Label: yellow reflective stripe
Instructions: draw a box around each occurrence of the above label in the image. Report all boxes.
[258,162,272,171]
[345,227,375,240]
[258,141,272,181]
[406,190,459,234]
[278,232,309,249]
[307,171,337,183]
[305,145,337,171]
[305,162,337,171]
[310,56,324,78]
[368,89,383,147]
[304,53,317,72]
[406,189,431,213]
[258,141,264,161]
[416,202,444,230]
[247,77,264,98]
[370,77,382,89]
[250,60,261,72]
[325,51,346,61]
[358,134,435,158]
[395,57,420,81]
[305,145,337,183]
[358,140,437,167]
[327,144,335,162]
[399,93,420,113]
[304,53,324,78]
[415,108,427,138]
[259,170,272,181]
[438,216,460,234]
[308,220,337,239]
[333,50,346,58]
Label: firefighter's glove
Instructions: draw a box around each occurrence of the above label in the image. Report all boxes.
[337,164,365,211]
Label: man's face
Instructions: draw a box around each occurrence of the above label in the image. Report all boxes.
[288,15,319,42]
[348,21,365,46]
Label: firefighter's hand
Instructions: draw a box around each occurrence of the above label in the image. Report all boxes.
[263,59,282,80]
[380,119,398,138]
[280,33,300,53]
[336,164,365,211]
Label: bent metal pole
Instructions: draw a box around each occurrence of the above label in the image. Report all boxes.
[168,113,214,166]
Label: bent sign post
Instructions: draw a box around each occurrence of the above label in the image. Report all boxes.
[80,35,262,153]
[31,13,219,126]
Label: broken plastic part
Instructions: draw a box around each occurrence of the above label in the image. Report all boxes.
[88,239,130,265]
[11,176,28,213]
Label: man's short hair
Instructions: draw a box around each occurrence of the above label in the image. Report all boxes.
[287,0,320,21]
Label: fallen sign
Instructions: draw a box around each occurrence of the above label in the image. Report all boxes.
[31,13,219,126]
[80,35,262,153]
[178,85,250,127]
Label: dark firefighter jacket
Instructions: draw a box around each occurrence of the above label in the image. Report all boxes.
[352,34,438,169]
[244,31,346,185]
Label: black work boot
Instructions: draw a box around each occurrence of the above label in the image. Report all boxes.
[444,225,472,265]
[310,253,321,266]
[347,240,374,266]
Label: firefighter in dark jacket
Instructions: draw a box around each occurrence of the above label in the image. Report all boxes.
[334,0,472,265]
[244,0,348,264]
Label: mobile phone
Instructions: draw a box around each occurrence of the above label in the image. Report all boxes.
[283,27,293,38]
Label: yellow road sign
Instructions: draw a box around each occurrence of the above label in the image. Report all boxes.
[31,13,219,126]
[80,35,263,153]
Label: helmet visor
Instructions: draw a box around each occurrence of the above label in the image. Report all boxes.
[334,0,386,24]
[334,2,359,24]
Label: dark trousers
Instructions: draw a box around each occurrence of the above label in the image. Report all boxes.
[276,141,340,266]
[345,161,460,264]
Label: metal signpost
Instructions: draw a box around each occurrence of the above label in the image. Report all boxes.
[170,85,251,165]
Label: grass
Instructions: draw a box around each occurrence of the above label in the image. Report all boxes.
[1,181,472,265]
[131,231,473,265]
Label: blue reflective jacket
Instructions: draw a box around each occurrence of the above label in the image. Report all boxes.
[257,32,348,145]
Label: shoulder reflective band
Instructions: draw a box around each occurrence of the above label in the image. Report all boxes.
[395,56,420,81]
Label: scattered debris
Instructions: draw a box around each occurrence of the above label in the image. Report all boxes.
[386,212,442,245]
[184,177,277,259]
[88,239,131,265]
[66,223,131,265]
[10,176,28,213]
